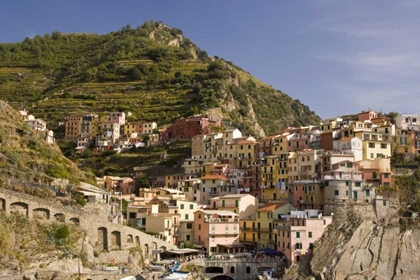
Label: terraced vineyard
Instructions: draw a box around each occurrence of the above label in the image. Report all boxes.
[0,21,321,136]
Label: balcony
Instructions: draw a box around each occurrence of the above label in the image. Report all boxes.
[205,218,239,223]
[209,191,218,196]
[256,228,273,233]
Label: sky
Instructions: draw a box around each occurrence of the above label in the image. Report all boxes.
[0,0,418,119]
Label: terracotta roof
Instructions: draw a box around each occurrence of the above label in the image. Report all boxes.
[257,203,287,212]
[338,137,354,142]
[201,175,228,181]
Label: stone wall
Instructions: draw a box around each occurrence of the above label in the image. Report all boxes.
[0,188,177,269]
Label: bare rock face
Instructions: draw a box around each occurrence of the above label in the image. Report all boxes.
[309,221,420,279]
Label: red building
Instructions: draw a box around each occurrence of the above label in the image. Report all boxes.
[161,115,222,140]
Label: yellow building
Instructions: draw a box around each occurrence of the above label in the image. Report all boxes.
[256,203,296,249]
[240,214,257,245]
[236,140,259,168]
[360,139,392,160]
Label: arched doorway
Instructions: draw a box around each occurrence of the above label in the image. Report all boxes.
[97,227,108,251]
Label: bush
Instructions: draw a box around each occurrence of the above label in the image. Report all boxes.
[76,196,87,207]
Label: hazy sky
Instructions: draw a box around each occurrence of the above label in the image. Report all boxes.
[1,0,418,119]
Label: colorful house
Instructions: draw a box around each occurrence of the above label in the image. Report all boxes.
[193,210,241,255]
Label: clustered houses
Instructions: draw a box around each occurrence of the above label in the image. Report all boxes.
[19,109,55,144]
[85,109,416,264]
[64,112,160,152]
[64,113,223,153]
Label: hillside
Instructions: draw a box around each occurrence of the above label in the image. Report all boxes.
[0,21,320,137]
[0,100,92,190]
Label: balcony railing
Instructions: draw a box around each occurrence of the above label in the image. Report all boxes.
[256,228,273,233]
[205,218,239,223]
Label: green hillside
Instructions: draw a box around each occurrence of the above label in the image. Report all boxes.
[0,100,92,188]
[0,21,320,136]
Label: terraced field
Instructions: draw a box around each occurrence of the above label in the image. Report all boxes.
[0,22,321,136]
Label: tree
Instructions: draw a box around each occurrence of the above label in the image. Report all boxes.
[130,67,141,81]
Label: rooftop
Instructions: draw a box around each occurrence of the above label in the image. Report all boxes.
[257,203,288,212]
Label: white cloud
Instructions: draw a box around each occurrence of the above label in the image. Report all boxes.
[310,1,420,114]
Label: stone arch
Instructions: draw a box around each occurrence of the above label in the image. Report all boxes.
[110,231,121,249]
[144,244,149,257]
[206,267,223,274]
[33,208,50,220]
[0,198,5,211]
[54,213,65,222]
[160,246,167,251]
[10,202,28,216]
[151,242,157,250]
[135,236,140,246]
[127,234,133,244]
[69,217,80,225]
[97,227,108,251]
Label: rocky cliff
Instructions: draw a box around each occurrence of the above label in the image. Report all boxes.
[284,193,420,280]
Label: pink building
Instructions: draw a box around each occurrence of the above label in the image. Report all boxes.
[358,110,378,122]
[193,210,243,255]
[162,115,222,140]
[118,177,135,195]
[276,210,332,263]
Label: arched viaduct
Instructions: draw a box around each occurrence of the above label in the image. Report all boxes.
[0,188,176,259]
[204,259,285,280]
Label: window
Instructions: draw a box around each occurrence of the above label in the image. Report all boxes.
[198,224,201,230]
[383,200,387,206]
[235,200,239,207]
[258,212,260,218]
[346,181,349,186]
[384,173,389,178]
[185,214,189,220]
[346,162,353,168]
[368,143,375,148]
[198,214,201,219]
[323,219,326,225]
[308,231,313,238]
[246,267,251,274]
[186,223,192,229]
[186,235,190,241]
[355,182,361,187]
[231,267,235,274]
[129,212,136,219]
[180,204,184,209]
[189,204,194,210]
[366,190,370,196]
[296,232,300,238]
[380,143,387,149]
[334,190,339,196]
[295,243,303,249]
[222,200,225,207]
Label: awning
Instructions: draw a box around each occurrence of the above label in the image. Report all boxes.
[218,243,247,248]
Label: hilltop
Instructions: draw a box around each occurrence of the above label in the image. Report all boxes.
[0,21,320,137]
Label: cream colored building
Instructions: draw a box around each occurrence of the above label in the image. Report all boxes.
[210,193,258,219]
